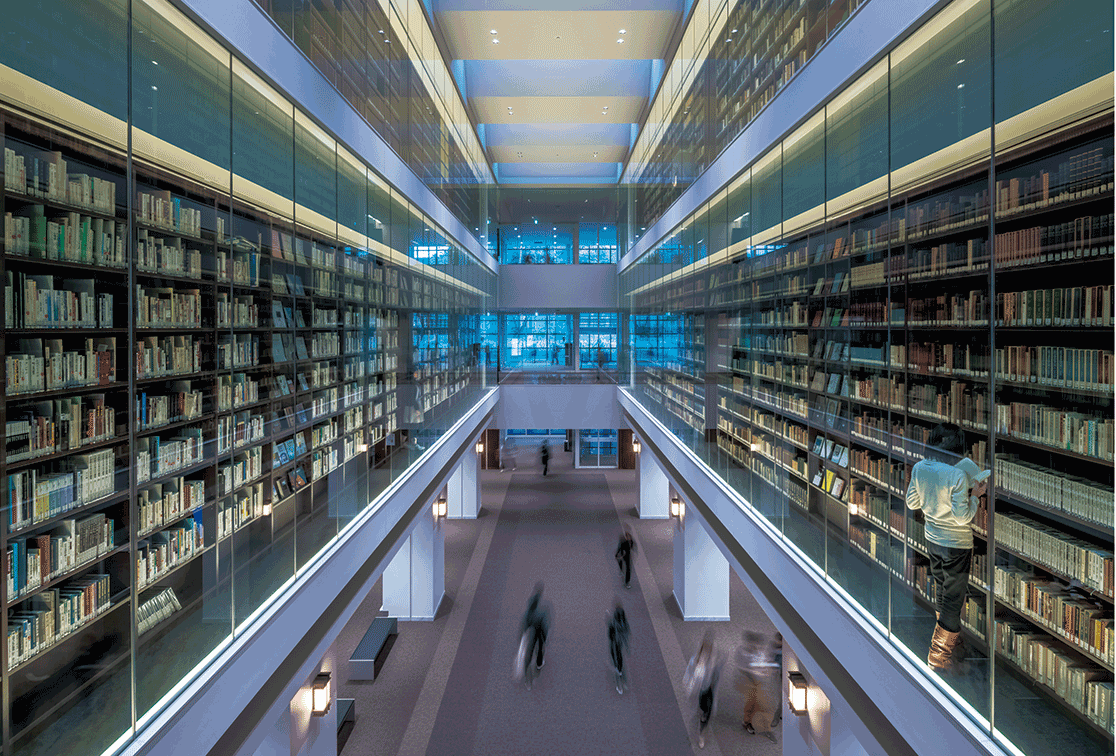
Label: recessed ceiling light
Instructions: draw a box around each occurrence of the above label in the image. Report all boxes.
[617,38,624,43]
[731,29,737,32]
[492,38,499,43]
[490,29,498,34]
[619,29,626,34]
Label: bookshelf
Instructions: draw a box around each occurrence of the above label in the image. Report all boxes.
[0,103,490,755]
[629,115,1115,743]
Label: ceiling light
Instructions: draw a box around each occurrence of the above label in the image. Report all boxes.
[732,28,737,32]
[490,29,498,34]
[603,106,609,110]
[617,38,624,43]
[957,59,965,64]
[957,83,965,89]
[619,29,626,34]
[492,38,499,43]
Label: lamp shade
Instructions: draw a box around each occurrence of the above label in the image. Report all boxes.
[788,671,808,715]
[311,673,331,716]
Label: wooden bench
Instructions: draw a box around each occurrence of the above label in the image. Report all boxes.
[336,698,355,753]
[349,616,397,681]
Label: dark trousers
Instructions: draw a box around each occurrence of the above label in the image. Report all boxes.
[618,553,631,585]
[532,624,546,666]
[698,686,714,730]
[927,542,972,633]
[542,459,548,476]
[611,641,624,675]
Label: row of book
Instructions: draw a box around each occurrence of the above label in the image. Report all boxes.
[5,272,114,329]
[216,293,259,328]
[996,285,1112,328]
[138,476,205,536]
[217,484,265,541]
[136,190,202,237]
[219,447,263,496]
[993,402,1114,462]
[995,565,1113,665]
[136,285,201,329]
[272,434,309,468]
[993,214,1112,268]
[217,373,261,412]
[135,334,202,379]
[4,147,117,213]
[7,337,117,395]
[994,345,1113,392]
[7,514,114,601]
[7,449,116,531]
[6,394,116,463]
[5,209,126,266]
[136,515,202,590]
[218,334,259,369]
[136,587,182,636]
[995,620,1113,734]
[312,448,339,478]
[993,510,1113,599]
[994,145,1111,217]
[994,454,1113,529]
[216,249,260,286]
[217,411,265,454]
[136,387,203,431]
[136,230,202,277]
[7,574,113,669]
[135,429,204,483]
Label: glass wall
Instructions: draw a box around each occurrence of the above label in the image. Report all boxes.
[497,223,574,264]
[0,2,495,755]
[579,313,619,372]
[253,0,492,240]
[624,0,871,237]
[578,223,619,264]
[621,1,1114,754]
[501,314,573,369]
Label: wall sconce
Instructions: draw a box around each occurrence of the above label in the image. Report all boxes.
[632,438,641,454]
[311,673,332,716]
[670,496,685,520]
[433,496,447,520]
[788,671,809,716]
[475,440,484,454]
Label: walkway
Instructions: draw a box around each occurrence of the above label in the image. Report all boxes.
[333,445,782,755]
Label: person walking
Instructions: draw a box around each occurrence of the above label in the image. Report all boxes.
[684,631,722,749]
[499,438,517,472]
[520,583,550,689]
[597,345,607,382]
[906,422,986,674]
[608,601,630,694]
[615,528,636,588]
[736,631,779,742]
[540,440,550,477]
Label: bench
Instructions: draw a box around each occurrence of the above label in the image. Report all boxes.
[336,698,355,753]
[349,616,397,681]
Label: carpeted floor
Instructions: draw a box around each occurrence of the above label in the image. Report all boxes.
[334,448,784,756]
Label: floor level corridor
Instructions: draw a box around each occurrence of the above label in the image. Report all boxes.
[333,447,783,756]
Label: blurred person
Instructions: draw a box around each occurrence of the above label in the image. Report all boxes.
[520,582,550,688]
[540,440,550,477]
[608,601,630,694]
[684,630,722,749]
[906,422,986,674]
[499,437,517,472]
[615,528,637,588]
[736,631,779,742]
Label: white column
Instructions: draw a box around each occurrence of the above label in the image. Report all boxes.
[672,501,730,620]
[381,507,445,620]
[638,448,670,518]
[446,449,480,519]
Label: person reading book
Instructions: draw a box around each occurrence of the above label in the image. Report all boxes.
[905,422,988,674]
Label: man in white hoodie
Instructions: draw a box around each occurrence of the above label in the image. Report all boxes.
[906,423,988,673]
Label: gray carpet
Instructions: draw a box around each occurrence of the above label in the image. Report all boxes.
[424,471,692,756]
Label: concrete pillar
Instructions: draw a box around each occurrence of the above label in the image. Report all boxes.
[381,506,445,620]
[672,501,730,620]
[638,448,670,518]
[446,448,480,519]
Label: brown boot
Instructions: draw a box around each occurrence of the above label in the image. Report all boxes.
[927,623,963,672]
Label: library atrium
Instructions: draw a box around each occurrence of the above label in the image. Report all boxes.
[0,1,1112,755]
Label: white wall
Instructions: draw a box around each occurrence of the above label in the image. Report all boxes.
[498,384,619,429]
[497,264,618,311]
